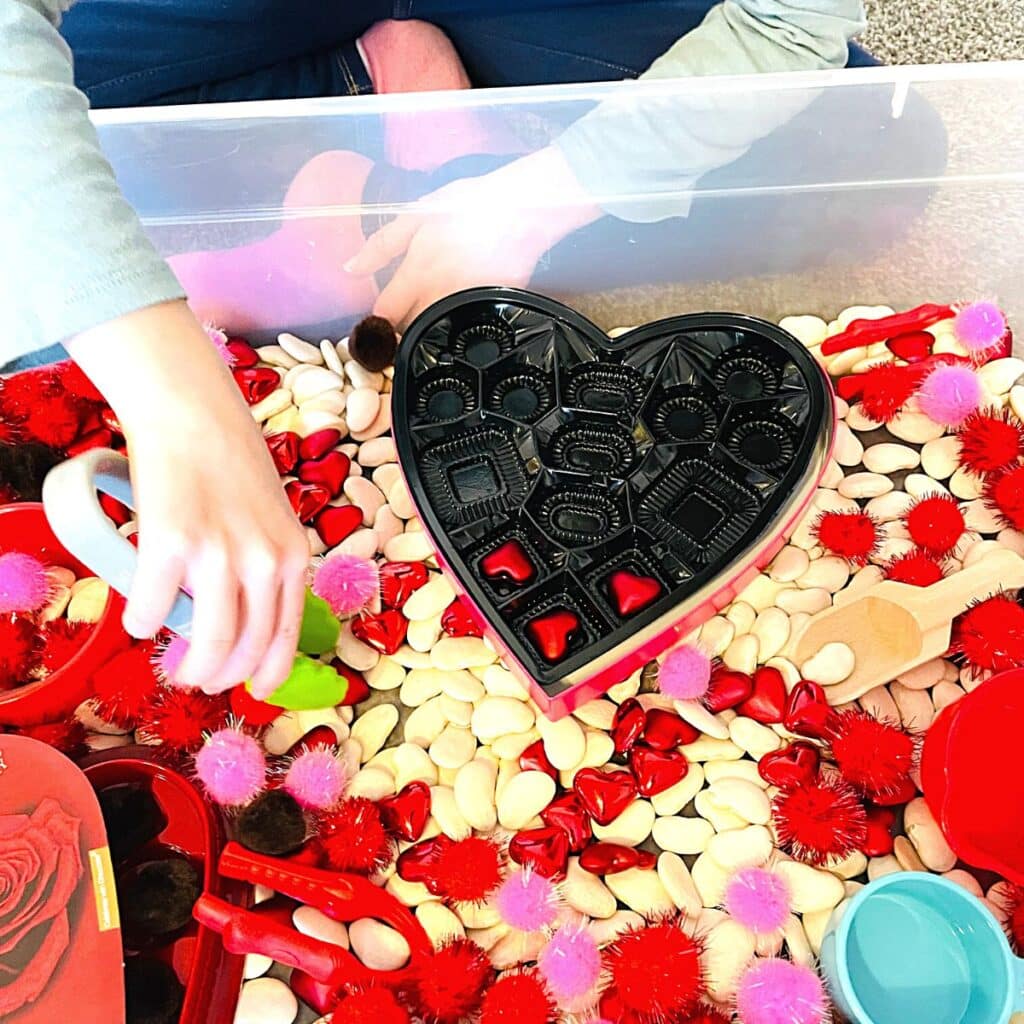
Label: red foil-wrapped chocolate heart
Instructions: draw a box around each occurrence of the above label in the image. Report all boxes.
[607,569,663,617]
[298,450,351,497]
[313,505,363,547]
[886,330,934,363]
[508,826,570,879]
[300,428,343,461]
[265,431,301,475]
[379,782,432,843]
[705,667,754,713]
[379,561,430,609]
[396,835,452,893]
[783,679,837,739]
[351,610,408,656]
[332,663,370,706]
[758,741,821,789]
[861,805,897,856]
[519,739,558,783]
[579,842,655,875]
[232,366,279,405]
[441,598,483,638]
[480,539,535,585]
[629,746,689,797]
[225,338,259,368]
[736,666,788,724]
[643,708,700,750]
[526,608,580,662]
[229,685,283,728]
[612,698,647,756]
[540,792,593,853]
[573,768,638,826]
[284,480,331,524]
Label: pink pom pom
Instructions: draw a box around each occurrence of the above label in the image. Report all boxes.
[916,364,981,426]
[658,643,711,700]
[735,959,828,1024]
[284,747,348,810]
[312,554,379,617]
[495,868,560,932]
[537,924,602,1003]
[154,634,190,686]
[195,727,266,806]
[0,552,51,613]
[953,301,1008,357]
[723,866,792,935]
[204,323,236,365]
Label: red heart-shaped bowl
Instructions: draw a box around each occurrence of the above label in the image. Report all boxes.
[0,503,129,726]
[393,288,833,718]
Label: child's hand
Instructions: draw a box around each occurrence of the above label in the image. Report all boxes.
[346,147,601,331]
[66,301,310,698]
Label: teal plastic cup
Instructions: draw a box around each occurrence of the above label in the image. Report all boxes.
[820,873,1024,1024]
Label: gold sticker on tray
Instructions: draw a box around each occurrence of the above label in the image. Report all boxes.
[88,846,121,932]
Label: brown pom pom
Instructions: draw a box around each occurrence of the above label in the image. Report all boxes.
[350,316,398,373]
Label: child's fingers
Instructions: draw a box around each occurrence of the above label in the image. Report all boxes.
[249,565,306,699]
[123,541,186,639]
[177,548,240,692]
[216,553,281,688]
[373,262,424,333]
[344,215,420,276]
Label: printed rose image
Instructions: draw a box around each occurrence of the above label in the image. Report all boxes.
[0,798,84,1016]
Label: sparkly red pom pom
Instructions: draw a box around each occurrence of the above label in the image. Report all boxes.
[319,798,395,875]
[136,687,231,754]
[827,709,918,801]
[984,465,1024,531]
[478,970,556,1024]
[332,987,411,1024]
[957,409,1024,476]
[996,885,1024,958]
[430,835,505,905]
[904,494,965,555]
[855,363,923,423]
[601,916,704,1023]
[0,614,39,689]
[811,510,881,565]
[951,591,1024,676]
[90,643,161,727]
[772,775,868,865]
[37,618,92,676]
[682,1009,733,1024]
[883,550,946,587]
[401,938,493,1024]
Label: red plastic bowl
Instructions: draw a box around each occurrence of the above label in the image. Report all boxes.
[80,746,247,1024]
[0,501,129,726]
[921,666,1024,885]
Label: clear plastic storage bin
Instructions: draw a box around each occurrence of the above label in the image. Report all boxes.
[94,61,1024,339]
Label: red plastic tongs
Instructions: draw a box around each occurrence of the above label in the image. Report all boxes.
[194,842,434,1014]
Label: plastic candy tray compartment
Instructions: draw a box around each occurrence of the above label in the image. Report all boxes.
[80,747,247,1024]
[393,288,832,707]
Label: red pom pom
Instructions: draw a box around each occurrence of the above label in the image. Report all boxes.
[136,686,231,753]
[0,614,39,689]
[681,1010,732,1024]
[883,550,946,587]
[400,938,493,1024]
[56,362,105,403]
[90,643,161,727]
[332,987,411,1024]
[430,835,505,905]
[37,618,92,676]
[984,465,1024,531]
[951,591,1024,676]
[996,885,1024,958]
[811,510,881,565]
[827,709,918,801]
[319,798,395,875]
[957,409,1024,476]
[20,392,86,450]
[478,970,556,1024]
[16,718,88,757]
[904,494,965,555]
[601,916,704,1023]
[772,775,868,865]
[855,363,923,423]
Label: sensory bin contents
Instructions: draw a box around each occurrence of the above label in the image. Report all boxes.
[3,301,1024,1024]
[392,290,831,696]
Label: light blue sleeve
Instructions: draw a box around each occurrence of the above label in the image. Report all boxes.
[556,0,867,221]
[0,0,184,364]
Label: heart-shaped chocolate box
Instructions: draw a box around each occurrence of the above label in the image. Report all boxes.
[393,289,833,718]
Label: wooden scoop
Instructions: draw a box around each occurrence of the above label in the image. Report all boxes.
[788,548,1024,705]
